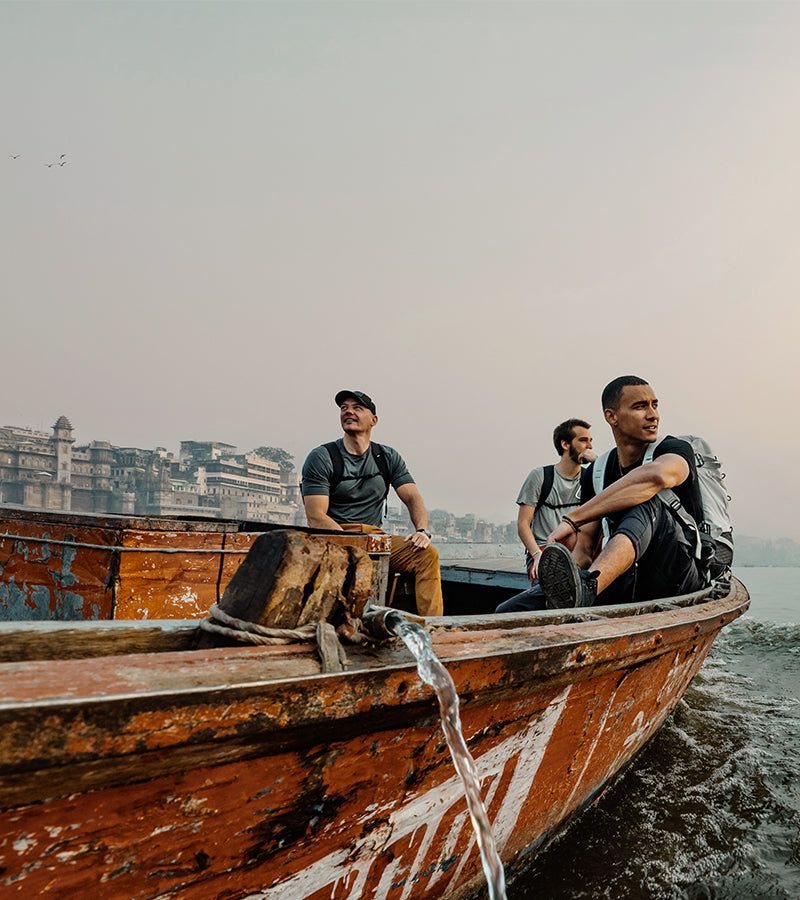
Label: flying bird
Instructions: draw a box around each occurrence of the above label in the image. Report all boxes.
[9,154,20,159]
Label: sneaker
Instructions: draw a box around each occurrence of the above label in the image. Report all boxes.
[538,543,598,609]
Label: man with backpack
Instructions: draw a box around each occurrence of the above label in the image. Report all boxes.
[301,390,443,616]
[517,419,596,581]
[494,419,595,613]
[536,375,716,608]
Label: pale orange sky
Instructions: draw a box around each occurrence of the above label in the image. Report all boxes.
[2,1,798,539]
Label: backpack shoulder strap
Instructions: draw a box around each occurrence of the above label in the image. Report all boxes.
[591,451,610,497]
[323,441,344,491]
[369,443,391,499]
[534,465,555,516]
[642,436,665,465]
[643,436,702,560]
[591,452,613,546]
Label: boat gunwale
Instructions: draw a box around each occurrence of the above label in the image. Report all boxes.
[0,504,350,536]
[0,576,747,659]
[0,579,749,712]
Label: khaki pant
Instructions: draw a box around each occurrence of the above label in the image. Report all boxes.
[342,524,443,616]
[388,534,443,617]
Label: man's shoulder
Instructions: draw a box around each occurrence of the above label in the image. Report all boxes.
[372,442,405,465]
[519,465,547,489]
[653,435,693,459]
[302,441,341,471]
[305,440,337,457]
[372,440,398,454]
[516,465,548,506]
[372,441,400,456]
[522,464,548,481]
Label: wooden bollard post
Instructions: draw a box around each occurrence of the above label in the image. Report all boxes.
[196,530,374,648]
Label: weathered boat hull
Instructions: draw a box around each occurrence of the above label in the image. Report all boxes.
[0,507,391,620]
[0,578,749,899]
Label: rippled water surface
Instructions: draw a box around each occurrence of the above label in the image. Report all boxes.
[504,567,800,899]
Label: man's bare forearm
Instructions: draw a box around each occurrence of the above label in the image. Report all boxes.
[568,464,679,529]
[406,499,429,532]
[305,514,344,530]
[518,527,541,559]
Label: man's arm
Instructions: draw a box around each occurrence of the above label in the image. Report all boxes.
[571,520,601,569]
[517,504,542,581]
[548,453,690,545]
[395,483,432,550]
[303,495,344,531]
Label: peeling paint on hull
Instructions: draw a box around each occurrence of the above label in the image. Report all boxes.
[0,508,391,621]
[0,579,749,899]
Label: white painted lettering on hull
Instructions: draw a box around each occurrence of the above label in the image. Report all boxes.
[242,686,572,900]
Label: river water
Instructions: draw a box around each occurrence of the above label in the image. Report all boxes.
[499,566,800,899]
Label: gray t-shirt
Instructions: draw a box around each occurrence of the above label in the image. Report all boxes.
[516,466,582,546]
[301,439,415,527]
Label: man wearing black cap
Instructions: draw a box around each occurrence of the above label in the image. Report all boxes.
[301,390,443,616]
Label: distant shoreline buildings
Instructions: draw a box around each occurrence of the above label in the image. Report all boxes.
[0,417,517,543]
[0,417,303,525]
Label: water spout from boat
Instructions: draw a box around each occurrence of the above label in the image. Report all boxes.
[384,610,507,900]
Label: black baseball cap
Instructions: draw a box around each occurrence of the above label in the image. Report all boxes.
[334,390,376,415]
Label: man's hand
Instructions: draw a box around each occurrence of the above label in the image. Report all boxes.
[546,521,578,549]
[528,548,543,582]
[405,529,431,551]
[579,448,598,464]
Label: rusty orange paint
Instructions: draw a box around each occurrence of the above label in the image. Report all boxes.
[0,516,117,619]
[0,508,393,621]
[0,583,749,899]
[0,645,713,899]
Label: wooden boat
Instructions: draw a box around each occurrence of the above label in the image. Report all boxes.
[0,525,749,899]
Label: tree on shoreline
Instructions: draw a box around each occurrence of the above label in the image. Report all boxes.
[253,446,295,472]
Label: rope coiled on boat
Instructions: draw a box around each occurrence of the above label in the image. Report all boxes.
[198,603,372,672]
[198,604,318,645]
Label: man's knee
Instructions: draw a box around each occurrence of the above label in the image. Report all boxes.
[611,497,662,560]
[389,541,440,580]
[420,543,439,569]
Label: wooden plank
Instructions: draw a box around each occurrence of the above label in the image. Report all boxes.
[0,619,200,662]
[114,529,229,619]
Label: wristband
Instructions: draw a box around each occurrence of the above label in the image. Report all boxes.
[416,529,431,538]
[562,516,581,535]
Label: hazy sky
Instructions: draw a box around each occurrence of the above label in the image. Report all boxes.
[3,1,798,539]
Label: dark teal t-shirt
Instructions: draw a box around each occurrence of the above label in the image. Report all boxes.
[301,439,415,526]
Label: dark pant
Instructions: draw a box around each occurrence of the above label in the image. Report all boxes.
[604,497,706,604]
[495,581,547,613]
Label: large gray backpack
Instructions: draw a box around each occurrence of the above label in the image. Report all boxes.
[593,435,733,579]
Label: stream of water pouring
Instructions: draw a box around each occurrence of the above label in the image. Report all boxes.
[388,615,507,900]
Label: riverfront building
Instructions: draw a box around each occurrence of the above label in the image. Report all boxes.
[0,417,303,525]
